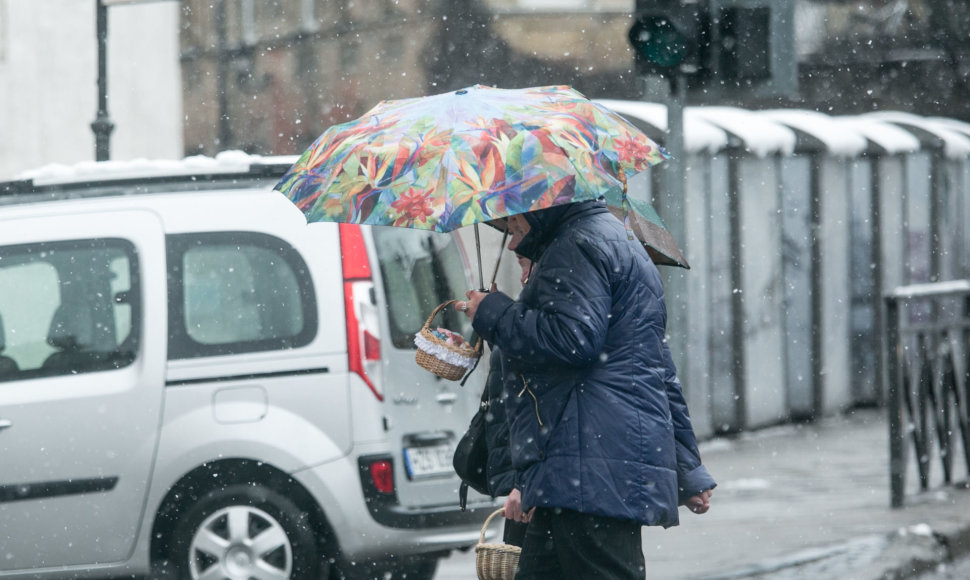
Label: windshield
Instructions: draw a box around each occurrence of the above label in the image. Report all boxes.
[372,228,472,349]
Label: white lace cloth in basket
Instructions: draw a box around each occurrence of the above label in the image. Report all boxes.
[414,334,478,370]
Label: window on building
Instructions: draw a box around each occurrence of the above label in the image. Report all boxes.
[240,0,257,46]
[301,0,319,33]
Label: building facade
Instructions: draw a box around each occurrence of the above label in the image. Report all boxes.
[0,0,182,180]
[179,0,970,156]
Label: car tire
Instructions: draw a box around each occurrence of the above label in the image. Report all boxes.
[168,483,325,580]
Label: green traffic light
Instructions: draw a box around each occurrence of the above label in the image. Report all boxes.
[630,17,689,69]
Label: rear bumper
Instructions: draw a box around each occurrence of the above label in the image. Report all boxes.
[292,452,499,562]
[358,454,494,528]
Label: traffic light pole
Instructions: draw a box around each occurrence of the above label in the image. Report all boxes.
[661,73,689,373]
[665,74,686,216]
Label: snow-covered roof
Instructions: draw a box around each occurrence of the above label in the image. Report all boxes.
[832,116,921,155]
[15,150,297,185]
[865,111,970,159]
[688,106,797,157]
[596,99,730,155]
[758,109,868,157]
[926,116,970,141]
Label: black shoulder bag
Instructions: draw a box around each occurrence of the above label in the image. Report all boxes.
[453,386,490,510]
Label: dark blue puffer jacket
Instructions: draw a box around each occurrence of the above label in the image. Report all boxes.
[483,347,517,497]
[472,200,715,527]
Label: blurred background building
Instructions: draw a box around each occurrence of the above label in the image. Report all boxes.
[176,0,970,156]
[2,1,969,175]
[0,0,182,180]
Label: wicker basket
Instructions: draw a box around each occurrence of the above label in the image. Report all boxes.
[414,300,482,381]
[475,508,521,580]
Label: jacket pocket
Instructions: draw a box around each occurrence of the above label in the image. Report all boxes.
[507,374,547,468]
[517,374,544,428]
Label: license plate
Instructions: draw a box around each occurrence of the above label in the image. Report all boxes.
[403,444,454,479]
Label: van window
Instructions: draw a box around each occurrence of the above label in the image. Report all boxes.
[0,239,138,381]
[372,229,473,349]
[167,232,317,359]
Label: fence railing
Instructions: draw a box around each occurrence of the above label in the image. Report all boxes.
[885,280,970,508]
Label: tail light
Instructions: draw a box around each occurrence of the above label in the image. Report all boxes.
[369,459,395,494]
[339,223,383,400]
[358,455,398,512]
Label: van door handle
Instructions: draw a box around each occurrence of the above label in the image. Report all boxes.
[435,392,457,405]
[0,419,12,431]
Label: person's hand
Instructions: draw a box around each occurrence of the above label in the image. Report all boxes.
[685,489,712,515]
[503,488,534,523]
[455,287,491,320]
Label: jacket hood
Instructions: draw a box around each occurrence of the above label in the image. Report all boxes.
[516,200,607,261]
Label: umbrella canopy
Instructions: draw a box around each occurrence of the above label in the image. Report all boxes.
[602,187,690,269]
[275,84,669,233]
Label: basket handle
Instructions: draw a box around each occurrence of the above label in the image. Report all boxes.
[423,300,459,328]
[480,508,506,544]
[423,300,484,355]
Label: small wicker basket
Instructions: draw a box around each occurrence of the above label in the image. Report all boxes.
[475,508,521,580]
[414,300,482,381]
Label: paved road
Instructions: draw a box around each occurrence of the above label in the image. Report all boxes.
[433,408,970,580]
[915,553,970,579]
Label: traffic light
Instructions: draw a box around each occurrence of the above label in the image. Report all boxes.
[716,5,771,81]
[628,0,797,99]
[703,0,797,98]
[628,0,707,78]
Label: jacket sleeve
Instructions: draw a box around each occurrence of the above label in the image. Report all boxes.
[660,334,718,503]
[472,239,612,371]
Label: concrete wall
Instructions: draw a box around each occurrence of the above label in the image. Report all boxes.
[817,158,853,413]
[737,156,789,428]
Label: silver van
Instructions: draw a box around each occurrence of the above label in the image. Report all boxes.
[0,153,495,580]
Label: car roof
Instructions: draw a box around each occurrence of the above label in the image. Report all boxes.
[0,151,299,205]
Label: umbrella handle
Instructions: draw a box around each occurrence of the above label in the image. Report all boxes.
[619,171,634,241]
[489,229,509,290]
[474,224,485,291]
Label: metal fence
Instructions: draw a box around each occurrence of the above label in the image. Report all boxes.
[885,280,970,507]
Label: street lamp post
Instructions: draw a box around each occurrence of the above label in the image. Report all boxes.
[91,0,114,161]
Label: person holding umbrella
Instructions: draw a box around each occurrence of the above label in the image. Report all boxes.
[275,84,711,575]
[478,253,535,548]
[456,203,715,579]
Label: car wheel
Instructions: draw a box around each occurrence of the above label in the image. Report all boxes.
[169,483,325,580]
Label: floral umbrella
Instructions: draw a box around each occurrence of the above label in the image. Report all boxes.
[603,184,690,269]
[275,84,671,286]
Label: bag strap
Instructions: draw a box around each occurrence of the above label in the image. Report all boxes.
[459,351,484,386]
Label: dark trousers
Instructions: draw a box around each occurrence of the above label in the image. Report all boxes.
[515,507,645,580]
[504,519,528,547]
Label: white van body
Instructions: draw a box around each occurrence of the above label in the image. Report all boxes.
[0,153,497,580]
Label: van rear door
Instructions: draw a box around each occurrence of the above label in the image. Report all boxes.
[0,209,166,571]
[368,228,489,508]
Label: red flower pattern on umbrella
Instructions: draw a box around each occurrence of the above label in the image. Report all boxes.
[613,137,654,171]
[391,187,436,226]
